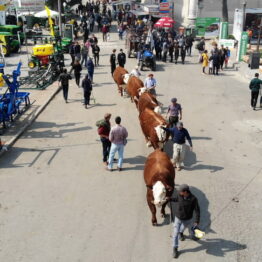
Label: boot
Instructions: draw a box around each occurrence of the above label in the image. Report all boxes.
[173,247,179,258]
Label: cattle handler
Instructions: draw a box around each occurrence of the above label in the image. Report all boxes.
[162,122,192,170]
[168,184,200,259]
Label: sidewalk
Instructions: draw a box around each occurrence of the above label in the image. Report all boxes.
[0,82,61,155]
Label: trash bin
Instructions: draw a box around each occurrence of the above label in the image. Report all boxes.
[249,52,260,69]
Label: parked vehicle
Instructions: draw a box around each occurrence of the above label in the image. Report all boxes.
[0,25,25,44]
[0,32,20,56]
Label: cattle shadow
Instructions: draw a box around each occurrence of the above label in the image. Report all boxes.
[157,213,171,227]
[123,155,147,171]
[180,238,246,257]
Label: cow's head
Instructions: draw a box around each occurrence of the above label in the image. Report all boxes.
[123,74,130,84]
[138,87,147,96]
[154,124,167,142]
[154,106,162,114]
[152,181,167,207]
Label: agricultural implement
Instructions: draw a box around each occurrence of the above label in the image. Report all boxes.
[0,61,30,128]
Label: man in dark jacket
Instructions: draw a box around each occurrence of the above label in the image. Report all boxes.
[81,74,92,108]
[162,122,192,171]
[117,49,126,67]
[110,49,117,76]
[96,113,112,165]
[92,43,100,66]
[169,184,200,259]
[249,73,262,110]
[58,68,72,103]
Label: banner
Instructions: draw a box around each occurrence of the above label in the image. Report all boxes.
[11,0,45,11]
[219,22,228,39]
[195,17,220,38]
[45,5,54,37]
[237,32,248,62]
[159,1,169,15]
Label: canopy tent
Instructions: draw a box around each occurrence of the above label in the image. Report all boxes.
[154,16,175,28]
[34,9,59,18]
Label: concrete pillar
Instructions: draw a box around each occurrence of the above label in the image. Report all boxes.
[187,0,198,26]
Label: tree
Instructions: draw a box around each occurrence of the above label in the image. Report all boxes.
[222,0,229,22]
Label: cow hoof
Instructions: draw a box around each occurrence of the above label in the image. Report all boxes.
[152,222,157,226]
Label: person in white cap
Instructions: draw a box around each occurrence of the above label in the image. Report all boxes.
[130,65,141,78]
[144,73,157,96]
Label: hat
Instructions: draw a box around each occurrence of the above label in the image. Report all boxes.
[176,122,183,127]
[171,98,177,103]
[148,73,153,77]
[104,113,111,119]
[178,184,189,192]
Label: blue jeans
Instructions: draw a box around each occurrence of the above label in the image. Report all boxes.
[108,143,124,169]
[173,216,192,248]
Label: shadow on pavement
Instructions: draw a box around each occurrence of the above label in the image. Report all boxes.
[180,238,246,257]
[124,155,146,171]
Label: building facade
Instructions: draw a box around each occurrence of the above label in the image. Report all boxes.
[174,0,262,26]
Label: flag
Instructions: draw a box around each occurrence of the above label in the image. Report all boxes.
[45,5,55,36]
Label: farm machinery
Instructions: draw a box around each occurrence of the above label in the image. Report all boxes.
[0,61,30,128]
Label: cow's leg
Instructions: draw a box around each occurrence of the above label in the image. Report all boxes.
[161,202,167,218]
[147,191,157,226]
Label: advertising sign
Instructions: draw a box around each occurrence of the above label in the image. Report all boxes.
[159,1,169,15]
[237,32,248,62]
[11,0,45,11]
[219,39,235,49]
[195,17,220,38]
[219,22,228,39]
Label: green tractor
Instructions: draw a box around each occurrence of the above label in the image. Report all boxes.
[0,25,25,45]
[0,32,20,56]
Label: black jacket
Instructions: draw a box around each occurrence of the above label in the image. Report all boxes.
[82,78,92,92]
[110,53,116,65]
[170,192,200,223]
[117,52,126,64]
[59,73,72,86]
[92,45,100,55]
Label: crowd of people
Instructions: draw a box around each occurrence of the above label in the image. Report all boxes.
[56,1,262,260]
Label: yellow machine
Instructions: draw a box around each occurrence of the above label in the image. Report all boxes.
[32,44,54,56]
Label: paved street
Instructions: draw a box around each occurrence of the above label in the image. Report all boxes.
[0,29,262,262]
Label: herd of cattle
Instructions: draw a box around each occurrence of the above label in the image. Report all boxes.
[112,66,175,226]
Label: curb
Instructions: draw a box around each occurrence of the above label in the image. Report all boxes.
[0,85,61,157]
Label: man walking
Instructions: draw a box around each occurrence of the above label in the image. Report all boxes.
[249,73,262,110]
[110,49,117,76]
[107,116,128,171]
[168,184,200,259]
[81,74,92,108]
[92,43,100,66]
[96,113,112,165]
[58,68,72,103]
[162,122,192,171]
[117,49,126,67]
[166,98,182,127]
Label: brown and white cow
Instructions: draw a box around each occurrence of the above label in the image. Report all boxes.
[138,92,162,114]
[112,66,129,96]
[125,75,144,106]
[144,149,175,225]
[139,107,169,149]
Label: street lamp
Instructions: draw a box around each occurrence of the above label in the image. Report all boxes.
[257,16,262,52]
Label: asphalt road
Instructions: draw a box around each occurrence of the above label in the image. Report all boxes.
[0,29,262,262]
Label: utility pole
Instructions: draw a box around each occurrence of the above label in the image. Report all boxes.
[58,0,62,37]
[257,16,262,52]
[242,1,247,31]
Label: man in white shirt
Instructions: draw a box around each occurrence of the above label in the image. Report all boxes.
[144,73,157,96]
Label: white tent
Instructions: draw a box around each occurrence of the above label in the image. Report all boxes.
[34,9,59,18]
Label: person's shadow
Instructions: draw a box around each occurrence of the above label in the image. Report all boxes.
[181,238,246,257]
